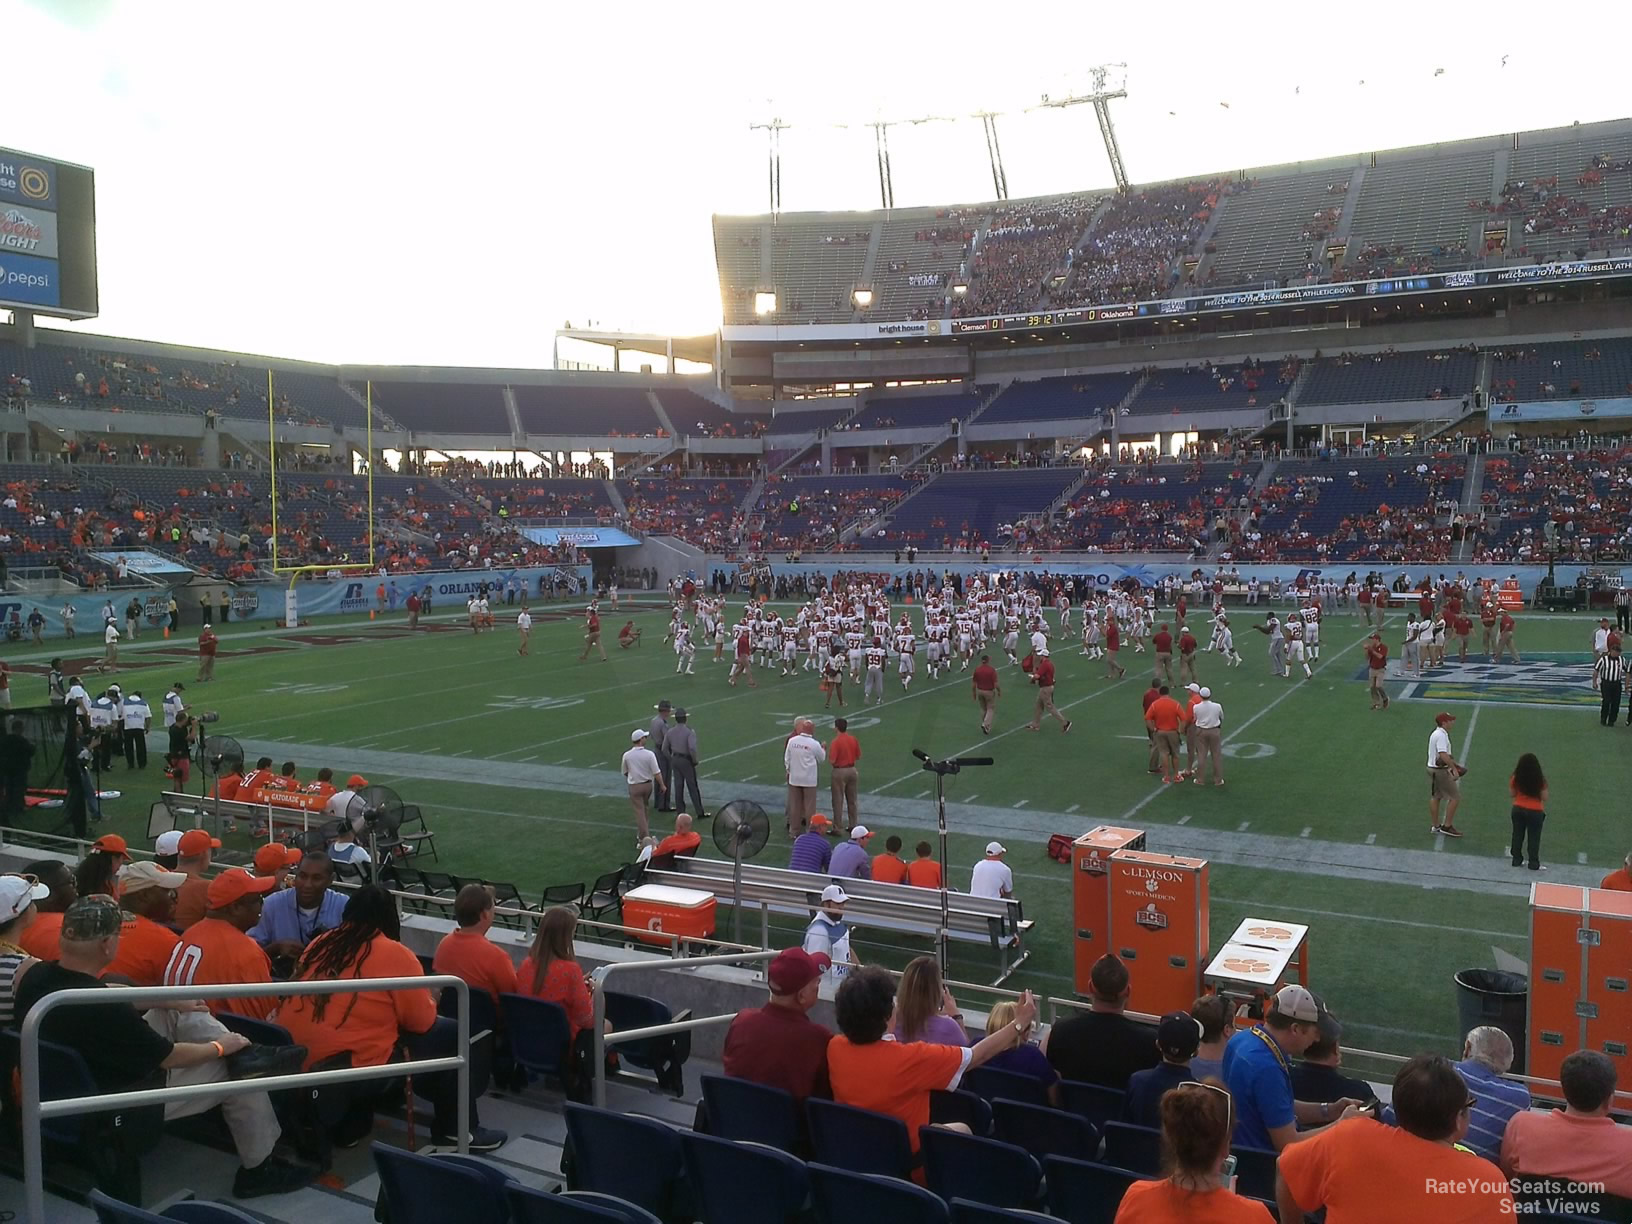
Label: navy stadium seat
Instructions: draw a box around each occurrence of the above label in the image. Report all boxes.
[805,1097,915,1180]
[808,1163,949,1224]
[919,1126,1044,1209]
[699,1074,801,1152]
[680,1131,809,1223]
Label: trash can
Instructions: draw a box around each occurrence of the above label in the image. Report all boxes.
[1454,969,1528,1075]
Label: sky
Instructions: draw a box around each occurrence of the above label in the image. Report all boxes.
[5,0,1628,369]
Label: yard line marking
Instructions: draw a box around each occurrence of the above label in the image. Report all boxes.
[1176,814,1191,825]
[918,789,931,798]
[520,754,539,762]
[962,793,979,803]
[1012,799,1029,809]
[1114,618,1387,827]
[741,774,758,782]
[1065,804,1080,814]
[1578,852,1589,864]
[553,758,573,765]
[702,771,718,778]
[1237,821,1251,831]
[449,749,471,756]
[1300,827,1312,838]
[1458,701,1483,770]
[1366,833,1377,845]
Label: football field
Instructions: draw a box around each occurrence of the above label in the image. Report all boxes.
[20,596,1626,1075]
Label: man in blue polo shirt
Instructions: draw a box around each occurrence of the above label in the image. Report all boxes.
[1222,983,1365,1151]
[1380,1024,1530,1162]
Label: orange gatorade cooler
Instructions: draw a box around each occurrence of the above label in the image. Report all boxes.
[621,884,717,947]
[1529,883,1632,1110]
[1072,826,1147,995]
[1108,850,1210,1016]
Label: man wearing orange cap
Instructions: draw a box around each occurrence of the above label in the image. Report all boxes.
[252,843,302,887]
[162,869,279,1018]
[321,774,368,825]
[171,828,221,929]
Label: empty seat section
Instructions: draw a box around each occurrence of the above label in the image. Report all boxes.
[372,382,510,434]
[512,386,659,436]
[980,372,1139,425]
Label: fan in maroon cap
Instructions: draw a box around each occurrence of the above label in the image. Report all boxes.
[721,947,833,1106]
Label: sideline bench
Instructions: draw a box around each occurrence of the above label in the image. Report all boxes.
[644,854,1031,984]
[149,791,437,861]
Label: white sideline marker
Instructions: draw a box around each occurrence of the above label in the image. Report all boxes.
[1365,833,1377,845]
[1578,852,1589,864]
[1300,827,1312,838]
[1237,821,1251,831]
[1013,799,1029,809]
[1065,803,1080,814]
[1176,814,1192,826]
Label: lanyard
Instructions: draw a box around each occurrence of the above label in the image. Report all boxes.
[1250,1026,1293,1078]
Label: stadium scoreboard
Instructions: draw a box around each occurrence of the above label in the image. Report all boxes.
[0,146,97,319]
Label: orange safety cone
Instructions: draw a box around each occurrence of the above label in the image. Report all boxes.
[163,626,170,639]
[369,609,375,620]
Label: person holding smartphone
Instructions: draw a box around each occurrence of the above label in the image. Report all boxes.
[1113,1080,1272,1222]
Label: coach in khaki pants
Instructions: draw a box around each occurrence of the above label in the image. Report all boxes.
[621,728,665,844]
[827,718,862,836]
[783,717,826,836]
[1190,687,1225,785]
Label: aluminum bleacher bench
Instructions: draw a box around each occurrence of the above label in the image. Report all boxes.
[643,856,1031,984]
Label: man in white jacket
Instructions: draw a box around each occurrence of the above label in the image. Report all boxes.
[783,716,826,837]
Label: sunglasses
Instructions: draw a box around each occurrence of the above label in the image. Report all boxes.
[1463,1096,1477,1112]
[1178,1080,1231,1102]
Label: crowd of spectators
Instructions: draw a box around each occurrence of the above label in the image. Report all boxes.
[620,478,748,552]
[750,476,910,554]
[950,194,1102,319]
[1026,460,1254,554]
[1226,457,1463,563]
[1052,176,1237,307]
[1473,446,1632,563]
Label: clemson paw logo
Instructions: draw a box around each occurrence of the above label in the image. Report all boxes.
[1247,925,1294,942]
[1223,957,1273,974]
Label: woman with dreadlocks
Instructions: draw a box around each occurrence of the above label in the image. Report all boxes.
[274,885,508,1152]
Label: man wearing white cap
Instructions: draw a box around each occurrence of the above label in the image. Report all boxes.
[1190,687,1225,786]
[970,842,1013,900]
[0,873,50,1024]
[802,884,857,982]
[829,826,873,880]
[621,729,666,843]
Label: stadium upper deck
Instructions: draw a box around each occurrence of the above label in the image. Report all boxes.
[713,117,1632,328]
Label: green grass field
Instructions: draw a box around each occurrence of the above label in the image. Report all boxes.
[17,596,1626,1075]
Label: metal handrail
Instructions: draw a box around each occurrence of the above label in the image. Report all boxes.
[20,975,473,1224]
[588,949,778,1107]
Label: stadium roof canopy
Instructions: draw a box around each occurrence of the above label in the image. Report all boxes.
[553,326,717,371]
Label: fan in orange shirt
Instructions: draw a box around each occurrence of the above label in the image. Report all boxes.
[827,966,1038,1177]
[1112,1079,1272,1223]
[871,835,910,885]
[1602,851,1632,893]
[107,860,185,986]
[17,858,78,961]
[275,885,507,1151]
[1144,686,1191,784]
[162,869,278,1018]
[432,884,519,1005]
[905,840,943,888]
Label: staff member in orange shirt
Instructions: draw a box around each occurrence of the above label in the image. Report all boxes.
[432,884,519,1005]
[971,654,1001,735]
[1145,684,1190,784]
[107,861,185,986]
[827,718,862,836]
[1024,649,1072,734]
[277,885,507,1152]
[163,869,279,1019]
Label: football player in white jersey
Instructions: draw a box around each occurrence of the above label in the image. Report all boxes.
[1284,618,1312,678]
[674,621,696,674]
[1301,601,1322,660]
[1214,615,1241,667]
[1081,611,1102,658]
[1055,590,1072,632]
[896,626,917,690]
[863,637,887,705]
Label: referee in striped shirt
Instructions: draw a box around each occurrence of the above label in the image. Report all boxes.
[1593,642,1626,726]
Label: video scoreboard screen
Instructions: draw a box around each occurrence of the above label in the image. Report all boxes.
[0,146,97,318]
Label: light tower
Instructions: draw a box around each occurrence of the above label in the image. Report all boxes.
[973,110,1010,200]
[749,115,789,216]
[1034,64,1131,193]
